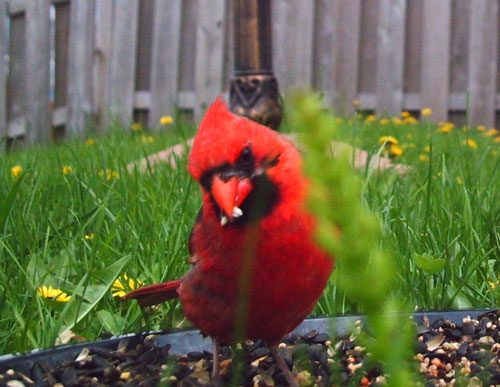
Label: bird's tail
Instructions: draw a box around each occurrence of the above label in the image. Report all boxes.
[124,279,182,307]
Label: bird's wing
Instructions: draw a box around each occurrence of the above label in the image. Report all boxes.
[123,279,182,307]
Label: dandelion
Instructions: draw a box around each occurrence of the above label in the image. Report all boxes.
[457,177,463,185]
[406,133,413,140]
[401,111,411,118]
[408,143,416,149]
[159,115,174,125]
[379,118,389,125]
[141,135,155,143]
[418,154,429,162]
[489,281,499,291]
[99,168,119,181]
[494,137,500,143]
[111,274,145,298]
[378,136,403,157]
[392,117,403,124]
[464,139,478,149]
[492,151,498,156]
[438,122,454,133]
[485,128,499,137]
[421,108,432,117]
[37,285,71,302]
[62,165,73,175]
[378,136,399,145]
[10,165,22,178]
[131,123,142,132]
[404,116,418,124]
[85,233,94,240]
[85,138,95,146]
[424,145,431,152]
[477,125,487,132]
[365,115,376,123]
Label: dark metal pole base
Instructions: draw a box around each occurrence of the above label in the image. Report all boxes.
[229,74,282,131]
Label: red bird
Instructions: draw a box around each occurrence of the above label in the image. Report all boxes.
[125,99,333,385]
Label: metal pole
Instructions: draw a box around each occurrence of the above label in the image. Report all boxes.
[230,0,282,131]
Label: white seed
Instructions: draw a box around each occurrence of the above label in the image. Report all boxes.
[232,206,243,218]
[220,216,229,226]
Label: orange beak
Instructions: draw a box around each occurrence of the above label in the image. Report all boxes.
[211,176,253,225]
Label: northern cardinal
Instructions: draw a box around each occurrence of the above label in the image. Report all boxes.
[125,99,334,385]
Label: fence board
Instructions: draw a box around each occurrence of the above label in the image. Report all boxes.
[334,0,362,115]
[135,0,153,92]
[193,0,226,121]
[0,0,6,148]
[449,1,470,93]
[420,0,451,121]
[403,1,422,95]
[25,0,51,143]
[7,13,24,137]
[467,0,498,128]
[313,0,336,105]
[359,0,378,94]
[148,0,182,127]
[222,0,233,92]
[93,0,112,127]
[178,0,197,93]
[106,0,139,127]
[375,0,406,116]
[54,2,69,108]
[67,0,95,136]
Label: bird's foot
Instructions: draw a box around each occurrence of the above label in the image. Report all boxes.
[270,345,299,387]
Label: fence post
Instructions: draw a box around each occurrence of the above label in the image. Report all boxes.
[106,0,139,128]
[194,0,226,122]
[148,0,182,128]
[67,0,96,136]
[421,0,451,122]
[0,0,6,150]
[376,0,406,116]
[467,0,498,128]
[25,0,51,143]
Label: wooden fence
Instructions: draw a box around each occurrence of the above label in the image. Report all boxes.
[1,0,500,145]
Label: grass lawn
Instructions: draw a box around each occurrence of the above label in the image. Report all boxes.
[1,109,500,355]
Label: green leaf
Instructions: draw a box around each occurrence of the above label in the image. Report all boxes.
[0,173,24,231]
[413,253,446,274]
[96,310,126,336]
[54,255,131,338]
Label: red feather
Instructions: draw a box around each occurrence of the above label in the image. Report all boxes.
[124,280,181,307]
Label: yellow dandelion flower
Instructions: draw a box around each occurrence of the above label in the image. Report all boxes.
[421,108,432,117]
[131,123,142,132]
[141,135,155,143]
[99,168,119,181]
[406,133,413,140]
[85,233,94,240]
[10,165,22,178]
[85,138,95,146]
[62,165,73,175]
[353,99,361,107]
[485,128,499,137]
[494,137,500,143]
[477,125,487,132]
[378,136,399,145]
[365,115,376,123]
[438,123,454,133]
[464,139,478,149]
[489,281,498,290]
[401,111,411,118]
[418,154,429,162]
[379,118,389,125]
[404,116,418,124]
[424,145,431,152]
[408,143,416,149]
[457,177,463,185]
[392,117,403,124]
[37,285,71,302]
[389,144,403,157]
[159,115,174,125]
[491,151,498,156]
[111,274,145,298]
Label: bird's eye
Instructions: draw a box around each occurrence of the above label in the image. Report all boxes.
[237,146,254,167]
